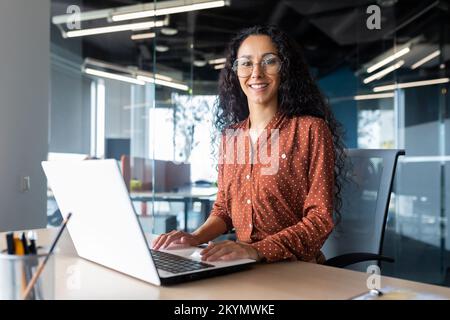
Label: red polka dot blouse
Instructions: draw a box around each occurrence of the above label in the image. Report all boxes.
[210,112,335,263]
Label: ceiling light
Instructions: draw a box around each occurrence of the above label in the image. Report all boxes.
[363,60,404,84]
[208,57,226,65]
[353,92,395,100]
[155,74,173,82]
[411,50,440,70]
[373,78,450,92]
[83,58,188,91]
[131,32,156,40]
[155,45,169,52]
[52,0,229,26]
[194,60,207,67]
[367,47,410,73]
[65,20,165,38]
[154,78,189,91]
[377,0,398,7]
[84,68,145,85]
[112,0,227,22]
[53,8,112,25]
[137,75,189,91]
[214,63,225,70]
[160,27,178,36]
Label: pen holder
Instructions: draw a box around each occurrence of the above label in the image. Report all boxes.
[0,249,55,300]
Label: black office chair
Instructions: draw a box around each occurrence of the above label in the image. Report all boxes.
[322,149,405,271]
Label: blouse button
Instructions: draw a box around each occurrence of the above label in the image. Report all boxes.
[246,174,250,180]
[246,199,251,205]
[281,153,286,159]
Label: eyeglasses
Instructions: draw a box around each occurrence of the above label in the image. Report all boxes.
[232,54,282,78]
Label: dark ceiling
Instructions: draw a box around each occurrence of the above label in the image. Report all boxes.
[52,0,450,83]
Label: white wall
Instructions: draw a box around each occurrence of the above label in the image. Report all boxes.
[0,0,50,231]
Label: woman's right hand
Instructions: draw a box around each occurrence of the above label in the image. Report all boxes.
[151,230,201,250]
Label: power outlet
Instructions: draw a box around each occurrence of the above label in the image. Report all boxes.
[21,176,31,193]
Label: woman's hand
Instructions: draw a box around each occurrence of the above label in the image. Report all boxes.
[152,230,200,250]
[200,240,262,262]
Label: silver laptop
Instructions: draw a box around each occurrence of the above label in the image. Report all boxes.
[42,159,255,286]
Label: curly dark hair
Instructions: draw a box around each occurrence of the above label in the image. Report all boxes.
[214,25,347,221]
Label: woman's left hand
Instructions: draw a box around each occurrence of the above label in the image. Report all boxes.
[200,240,261,262]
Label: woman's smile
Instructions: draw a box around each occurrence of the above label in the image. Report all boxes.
[248,82,270,91]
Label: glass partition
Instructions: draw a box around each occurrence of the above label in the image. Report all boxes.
[313,1,450,286]
[380,2,449,285]
[148,8,219,234]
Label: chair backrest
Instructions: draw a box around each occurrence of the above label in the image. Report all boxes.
[120,155,191,192]
[321,149,405,268]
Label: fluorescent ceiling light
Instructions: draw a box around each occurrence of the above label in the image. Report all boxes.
[363,60,404,84]
[411,50,440,70]
[112,0,226,22]
[52,0,229,25]
[155,45,170,52]
[194,60,207,67]
[373,78,450,92]
[131,32,156,40]
[83,58,187,91]
[209,57,226,65]
[154,79,189,91]
[65,20,165,38]
[137,75,189,91]
[84,68,145,85]
[354,92,395,100]
[160,27,178,36]
[367,47,410,73]
[155,74,173,82]
[214,63,226,70]
[52,8,111,25]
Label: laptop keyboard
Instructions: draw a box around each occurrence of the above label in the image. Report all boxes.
[150,249,214,274]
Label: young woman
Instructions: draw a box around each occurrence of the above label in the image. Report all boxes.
[153,25,345,263]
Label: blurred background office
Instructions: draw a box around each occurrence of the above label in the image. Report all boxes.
[0,0,449,288]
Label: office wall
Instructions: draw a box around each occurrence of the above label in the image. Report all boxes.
[0,0,50,231]
[318,67,358,148]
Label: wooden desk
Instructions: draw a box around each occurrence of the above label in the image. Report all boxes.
[2,228,450,300]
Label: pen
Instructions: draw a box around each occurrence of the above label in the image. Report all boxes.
[21,232,30,255]
[27,231,37,255]
[13,234,28,296]
[27,231,40,299]
[6,232,15,254]
[14,235,25,256]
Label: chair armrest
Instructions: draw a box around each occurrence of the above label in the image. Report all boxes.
[324,252,394,268]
